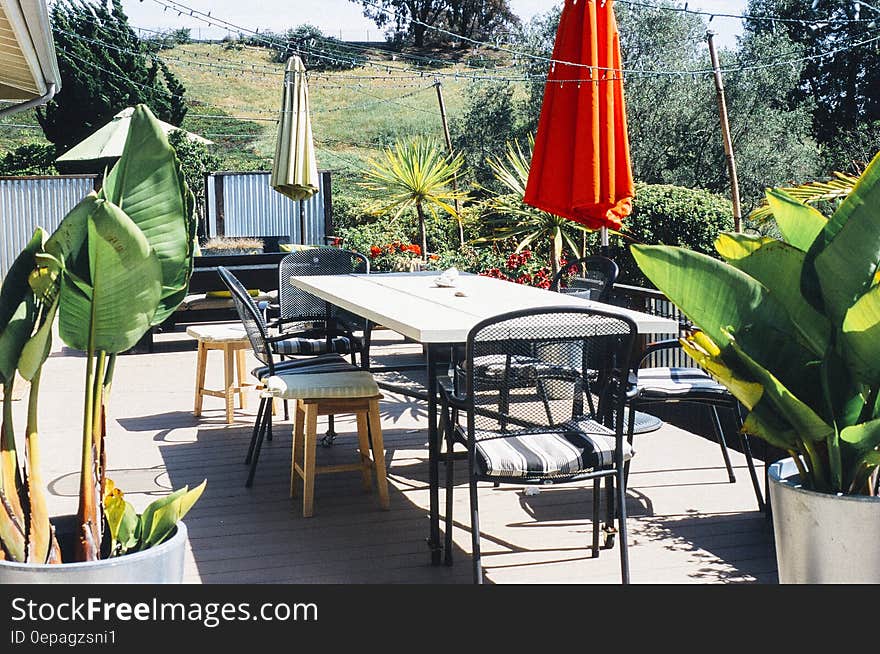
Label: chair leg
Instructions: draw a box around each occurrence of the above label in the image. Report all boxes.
[302,403,319,518]
[355,410,373,492]
[733,402,766,512]
[290,401,305,497]
[591,478,601,558]
[367,398,390,510]
[709,405,736,483]
[615,469,631,584]
[245,397,272,487]
[443,404,455,565]
[623,402,637,490]
[193,340,207,417]
[245,396,266,464]
[469,473,482,584]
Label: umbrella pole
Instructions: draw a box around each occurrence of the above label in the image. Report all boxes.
[299,201,306,245]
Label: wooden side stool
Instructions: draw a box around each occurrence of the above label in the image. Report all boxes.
[263,371,390,517]
[187,324,256,424]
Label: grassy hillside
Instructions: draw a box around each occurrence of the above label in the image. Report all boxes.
[1,40,508,178]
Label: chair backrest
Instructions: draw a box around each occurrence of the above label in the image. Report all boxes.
[278,247,369,324]
[464,306,637,433]
[218,266,276,372]
[550,255,619,302]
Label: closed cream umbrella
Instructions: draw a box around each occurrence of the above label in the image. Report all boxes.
[0,0,60,116]
[271,55,319,244]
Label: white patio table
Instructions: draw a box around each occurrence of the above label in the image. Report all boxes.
[290,271,679,565]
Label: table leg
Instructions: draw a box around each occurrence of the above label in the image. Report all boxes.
[426,344,442,566]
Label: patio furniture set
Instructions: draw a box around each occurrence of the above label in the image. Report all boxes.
[184,247,764,584]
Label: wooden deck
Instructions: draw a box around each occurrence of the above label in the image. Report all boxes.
[20,325,778,584]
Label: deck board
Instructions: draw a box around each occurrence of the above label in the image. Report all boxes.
[18,326,778,584]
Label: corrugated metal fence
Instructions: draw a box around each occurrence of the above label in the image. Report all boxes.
[205,171,331,245]
[1,170,334,281]
[0,175,97,280]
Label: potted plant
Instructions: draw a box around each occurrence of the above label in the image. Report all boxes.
[631,149,880,583]
[0,105,204,582]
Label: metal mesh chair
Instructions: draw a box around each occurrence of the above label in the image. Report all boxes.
[275,247,369,363]
[217,266,358,487]
[440,306,638,584]
[550,255,619,301]
[625,336,766,511]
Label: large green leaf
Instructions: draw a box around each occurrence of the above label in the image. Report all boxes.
[841,283,880,386]
[716,234,830,357]
[631,244,818,391]
[44,194,95,282]
[806,149,880,326]
[725,335,832,443]
[58,200,162,354]
[0,230,44,382]
[764,189,827,252]
[101,105,195,325]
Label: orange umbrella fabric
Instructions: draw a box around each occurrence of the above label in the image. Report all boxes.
[523,0,634,232]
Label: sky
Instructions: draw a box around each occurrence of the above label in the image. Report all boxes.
[118,0,749,48]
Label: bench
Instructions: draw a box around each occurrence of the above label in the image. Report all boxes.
[125,253,287,353]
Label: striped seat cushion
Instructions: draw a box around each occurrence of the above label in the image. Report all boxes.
[473,418,626,479]
[471,354,579,385]
[272,335,354,356]
[636,367,730,397]
[251,354,358,380]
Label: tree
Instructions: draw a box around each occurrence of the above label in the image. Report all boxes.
[360,137,468,258]
[747,0,880,146]
[450,81,519,192]
[37,0,187,154]
[350,0,518,47]
[353,0,447,48]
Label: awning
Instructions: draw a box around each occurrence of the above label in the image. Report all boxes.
[0,0,60,114]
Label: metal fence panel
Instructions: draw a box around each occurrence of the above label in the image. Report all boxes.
[206,171,329,245]
[0,176,95,281]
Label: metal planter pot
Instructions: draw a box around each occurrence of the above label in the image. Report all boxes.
[0,518,187,584]
[768,458,880,584]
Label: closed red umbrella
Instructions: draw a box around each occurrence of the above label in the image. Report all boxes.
[524,0,634,235]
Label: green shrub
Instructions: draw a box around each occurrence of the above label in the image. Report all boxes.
[610,183,734,287]
[0,143,57,176]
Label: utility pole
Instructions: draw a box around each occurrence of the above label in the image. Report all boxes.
[707,31,742,232]
[434,78,463,245]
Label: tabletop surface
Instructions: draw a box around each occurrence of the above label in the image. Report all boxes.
[290,271,679,343]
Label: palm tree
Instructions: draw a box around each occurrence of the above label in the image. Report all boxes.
[360,137,468,260]
[476,136,592,279]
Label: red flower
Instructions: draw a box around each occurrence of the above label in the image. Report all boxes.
[429,254,439,261]
[408,244,421,256]
[369,245,382,257]
[331,237,342,247]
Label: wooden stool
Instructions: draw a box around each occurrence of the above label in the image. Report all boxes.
[187,325,256,424]
[262,371,390,517]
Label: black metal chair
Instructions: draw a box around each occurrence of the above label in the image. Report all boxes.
[440,306,638,584]
[550,255,619,301]
[625,336,766,511]
[274,247,370,437]
[217,266,359,487]
[274,247,369,365]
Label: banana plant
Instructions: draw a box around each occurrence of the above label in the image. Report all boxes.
[0,105,202,563]
[632,148,880,496]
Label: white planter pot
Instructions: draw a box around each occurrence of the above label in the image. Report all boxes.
[768,458,880,584]
[0,517,187,584]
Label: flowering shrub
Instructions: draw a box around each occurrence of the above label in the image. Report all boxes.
[367,241,435,271]
[479,248,555,289]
